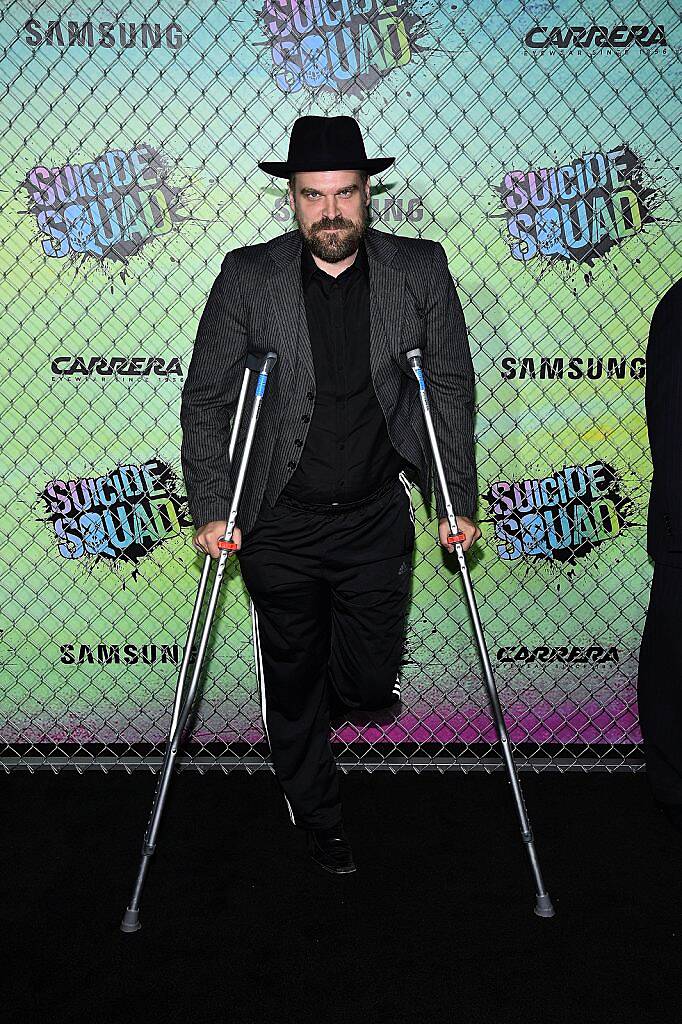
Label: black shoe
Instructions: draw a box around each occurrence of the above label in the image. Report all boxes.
[306,825,356,874]
[655,799,682,832]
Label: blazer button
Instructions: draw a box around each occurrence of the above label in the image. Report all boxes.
[302,414,310,423]
[306,391,314,400]
[287,461,296,469]
[294,439,303,446]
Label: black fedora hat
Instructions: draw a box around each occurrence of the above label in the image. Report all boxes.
[258,115,394,178]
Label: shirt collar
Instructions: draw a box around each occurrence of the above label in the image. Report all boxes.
[301,234,368,290]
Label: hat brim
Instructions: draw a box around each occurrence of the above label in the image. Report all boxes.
[258,157,395,178]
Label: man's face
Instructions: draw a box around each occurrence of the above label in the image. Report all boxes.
[289,170,370,262]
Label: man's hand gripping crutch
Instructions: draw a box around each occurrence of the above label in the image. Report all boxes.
[120,349,277,934]
[406,347,555,919]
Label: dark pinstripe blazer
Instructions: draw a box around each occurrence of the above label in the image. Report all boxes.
[645,277,682,568]
[180,225,477,538]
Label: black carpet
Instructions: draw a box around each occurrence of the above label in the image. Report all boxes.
[4,769,681,1023]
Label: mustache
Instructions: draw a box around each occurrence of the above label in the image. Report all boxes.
[315,221,352,230]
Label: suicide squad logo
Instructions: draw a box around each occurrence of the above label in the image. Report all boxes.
[524,24,666,51]
[51,355,183,378]
[499,356,646,380]
[23,144,193,271]
[257,0,431,97]
[38,459,191,578]
[499,147,661,269]
[483,462,637,565]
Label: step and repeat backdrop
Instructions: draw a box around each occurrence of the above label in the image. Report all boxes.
[1,1,680,769]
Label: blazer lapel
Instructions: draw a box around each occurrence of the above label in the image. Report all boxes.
[265,229,315,384]
[365,227,404,391]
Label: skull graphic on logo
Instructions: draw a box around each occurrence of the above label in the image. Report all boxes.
[300,34,328,88]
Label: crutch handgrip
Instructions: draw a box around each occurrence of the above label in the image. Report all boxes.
[217,539,239,550]
[245,350,278,371]
[448,532,466,544]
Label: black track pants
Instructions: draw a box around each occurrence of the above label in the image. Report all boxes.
[637,560,682,804]
[237,472,416,829]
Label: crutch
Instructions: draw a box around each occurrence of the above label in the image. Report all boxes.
[120,349,278,933]
[405,347,555,919]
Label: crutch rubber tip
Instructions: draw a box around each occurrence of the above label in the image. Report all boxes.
[120,908,141,933]
[534,893,555,918]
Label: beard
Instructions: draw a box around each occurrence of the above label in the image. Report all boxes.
[298,202,369,263]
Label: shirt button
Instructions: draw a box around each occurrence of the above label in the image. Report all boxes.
[339,443,345,450]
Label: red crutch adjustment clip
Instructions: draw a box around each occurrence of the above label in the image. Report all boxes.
[217,539,239,550]
[447,532,466,544]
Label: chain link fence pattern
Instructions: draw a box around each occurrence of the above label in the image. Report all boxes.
[1,1,680,773]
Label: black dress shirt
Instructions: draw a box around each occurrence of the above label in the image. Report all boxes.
[279,235,408,506]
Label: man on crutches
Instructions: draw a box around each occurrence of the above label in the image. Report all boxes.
[180,115,482,875]
[179,115,553,919]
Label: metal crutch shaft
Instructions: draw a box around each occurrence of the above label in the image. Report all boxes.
[405,346,555,919]
[166,351,255,743]
[120,350,278,933]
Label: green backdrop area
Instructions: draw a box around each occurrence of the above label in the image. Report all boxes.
[0,1,680,767]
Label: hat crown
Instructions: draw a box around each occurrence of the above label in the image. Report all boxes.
[258,115,394,178]
[288,115,367,166]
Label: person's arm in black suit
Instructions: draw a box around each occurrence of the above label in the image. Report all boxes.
[645,280,682,552]
[180,252,249,531]
[423,242,478,524]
